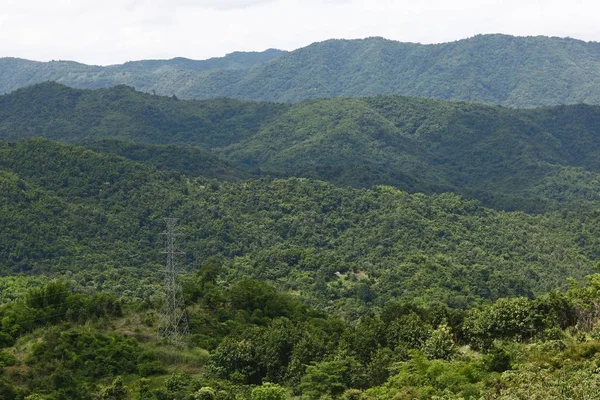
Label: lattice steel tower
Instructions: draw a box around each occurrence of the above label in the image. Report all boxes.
[158,217,189,343]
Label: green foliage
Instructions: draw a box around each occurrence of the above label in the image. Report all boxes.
[4,35,600,108]
[4,73,600,400]
[0,281,121,347]
[6,84,600,211]
[0,49,285,97]
[482,345,513,373]
[0,378,19,400]
[194,387,216,400]
[137,378,152,400]
[423,324,455,360]
[0,351,16,367]
[493,361,600,399]
[366,352,485,399]
[26,327,141,380]
[299,358,365,399]
[98,377,127,400]
[3,138,598,312]
[208,317,305,385]
[250,382,287,400]
[229,280,308,323]
[387,312,431,350]
[462,296,576,350]
[87,140,254,181]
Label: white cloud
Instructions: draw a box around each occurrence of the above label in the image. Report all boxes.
[190,0,279,10]
[0,0,599,65]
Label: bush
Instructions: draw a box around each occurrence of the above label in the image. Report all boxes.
[195,387,216,400]
[483,346,512,373]
[341,389,364,400]
[250,382,287,400]
[138,360,166,377]
[0,351,16,367]
[423,324,455,360]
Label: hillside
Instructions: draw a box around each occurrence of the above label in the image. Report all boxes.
[3,35,600,107]
[2,140,600,399]
[86,140,255,181]
[0,48,285,95]
[3,139,600,400]
[1,138,599,310]
[3,84,600,211]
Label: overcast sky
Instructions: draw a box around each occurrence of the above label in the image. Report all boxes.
[1,0,599,65]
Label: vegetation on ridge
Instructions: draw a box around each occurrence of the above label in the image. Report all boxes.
[3,35,600,107]
[3,83,600,211]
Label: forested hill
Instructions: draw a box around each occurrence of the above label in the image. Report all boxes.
[3,138,600,399]
[3,83,600,211]
[3,35,600,107]
[1,138,599,311]
[0,48,285,95]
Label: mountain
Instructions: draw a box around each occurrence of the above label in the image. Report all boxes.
[0,48,285,95]
[2,138,598,308]
[3,83,600,211]
[0,82,287,147]
[3,35,600,107]
[116,49,285,72]
[2,140,600,400]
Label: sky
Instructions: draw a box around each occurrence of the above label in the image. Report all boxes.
[0,0,599,65]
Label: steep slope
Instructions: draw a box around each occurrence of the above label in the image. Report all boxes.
[3,35,600,107]
[1,138,598,309]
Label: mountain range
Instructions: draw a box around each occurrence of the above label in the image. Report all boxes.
[3,34,600,107]
[2,82,600,212]
[4,33,600,399]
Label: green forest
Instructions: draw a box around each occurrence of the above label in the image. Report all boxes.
[2,72,600,398]
[3,83,600,212]
[1,134,600,398]
[3,35,600,107]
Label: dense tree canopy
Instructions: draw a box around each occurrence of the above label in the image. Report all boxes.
[3,38,600,398]
[4,84,600,211]
[1,138,599,311]
[3,35,600,107]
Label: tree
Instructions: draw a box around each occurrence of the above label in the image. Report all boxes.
[250,382,287,400]
[423,324,455,360]
[194,387,216,400]
[299,358,364,399]
[98,376,127,400]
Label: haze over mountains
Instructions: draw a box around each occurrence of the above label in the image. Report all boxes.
[3,34,600,107]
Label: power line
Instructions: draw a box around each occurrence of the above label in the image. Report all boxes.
[157,218,189,344]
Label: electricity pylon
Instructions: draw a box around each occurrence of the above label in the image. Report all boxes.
[158,218,189,344]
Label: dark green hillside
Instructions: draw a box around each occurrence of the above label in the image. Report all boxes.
[4,35,600,107]
[222,97,450,193]
[1,139,598,310]
[3,141,600,399]
[87,140,255,181]
[3,84,600,210]
[0,82,287,147]
[116,49,285,72]
[0,57,101,94]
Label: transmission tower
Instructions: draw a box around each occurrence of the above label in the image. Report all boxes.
[158,218,189,344]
